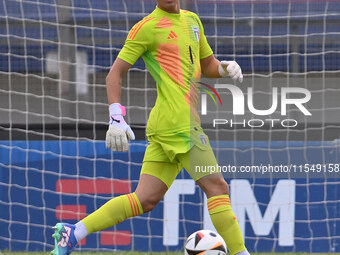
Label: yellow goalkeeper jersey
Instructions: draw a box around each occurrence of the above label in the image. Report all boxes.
[118,6,213,136]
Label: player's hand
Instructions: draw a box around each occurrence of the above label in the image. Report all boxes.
[105,103,135,152]
[218,60,243,83]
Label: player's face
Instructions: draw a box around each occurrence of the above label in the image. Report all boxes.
[157,0,180,13]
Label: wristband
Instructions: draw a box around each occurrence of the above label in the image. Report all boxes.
[109,103,126,116]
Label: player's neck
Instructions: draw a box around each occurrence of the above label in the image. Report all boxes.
[157,4,180,14]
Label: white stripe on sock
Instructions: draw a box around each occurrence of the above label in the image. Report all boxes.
[74,221,88,242]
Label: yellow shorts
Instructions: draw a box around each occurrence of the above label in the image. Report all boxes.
[141,128,218,188]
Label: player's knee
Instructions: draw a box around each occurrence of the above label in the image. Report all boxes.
[139,195,161,213]
[199,177,229,197]
[211,178,229,195]
[220,179,229,193]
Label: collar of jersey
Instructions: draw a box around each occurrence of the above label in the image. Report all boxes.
[154,6,181,19]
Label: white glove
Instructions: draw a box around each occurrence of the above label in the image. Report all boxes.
[105,103,135,152]
[218,60,243,83]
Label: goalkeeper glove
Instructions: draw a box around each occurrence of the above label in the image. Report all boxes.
[105,103,135,152]
[218,60,243,83]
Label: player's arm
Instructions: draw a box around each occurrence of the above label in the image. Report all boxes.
[200,54,220,78]
[105,18,152,152]
[200,55,243,82]
[106,58,131,104]
[105,58,135,152]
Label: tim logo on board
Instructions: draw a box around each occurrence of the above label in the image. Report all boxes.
[163,179,295,247]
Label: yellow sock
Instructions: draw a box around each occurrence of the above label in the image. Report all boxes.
[208,194,246,255]
[81,192,143,234]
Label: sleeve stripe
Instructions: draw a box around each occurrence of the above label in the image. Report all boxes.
[128,17,154,40]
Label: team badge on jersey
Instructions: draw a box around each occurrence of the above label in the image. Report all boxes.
[192,26,200,42]
[200,134,207,146]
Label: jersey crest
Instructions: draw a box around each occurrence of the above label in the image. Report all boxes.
[192,25,200,42]
[200,134,207,146]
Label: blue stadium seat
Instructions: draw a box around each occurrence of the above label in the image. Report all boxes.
[1,1,339,72]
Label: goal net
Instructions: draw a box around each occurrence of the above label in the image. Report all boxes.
[0,0,339,252]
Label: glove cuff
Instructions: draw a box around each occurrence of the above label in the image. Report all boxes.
[109,103,126,116]
[218,61,228,77]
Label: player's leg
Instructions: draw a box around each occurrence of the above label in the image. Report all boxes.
[197,175,248,255]
[51,173,166,255]
[135,172,168,212]
[79,173,169,234]
[78,140,180,235]
[52,192,144,254]
[52,139,180,255]
[177,145,249,255]
[52,170,170,255]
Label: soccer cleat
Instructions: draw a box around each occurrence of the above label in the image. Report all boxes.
[51,223,77,255]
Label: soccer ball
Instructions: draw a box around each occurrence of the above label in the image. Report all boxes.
[184,230,227,255]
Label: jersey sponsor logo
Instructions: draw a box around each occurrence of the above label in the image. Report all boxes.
[167,30,178,40]
[192,25,199,42]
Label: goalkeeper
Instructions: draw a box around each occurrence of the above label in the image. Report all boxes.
[52,0,248,254]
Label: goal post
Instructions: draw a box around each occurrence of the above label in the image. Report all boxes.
[0,0,340,252]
